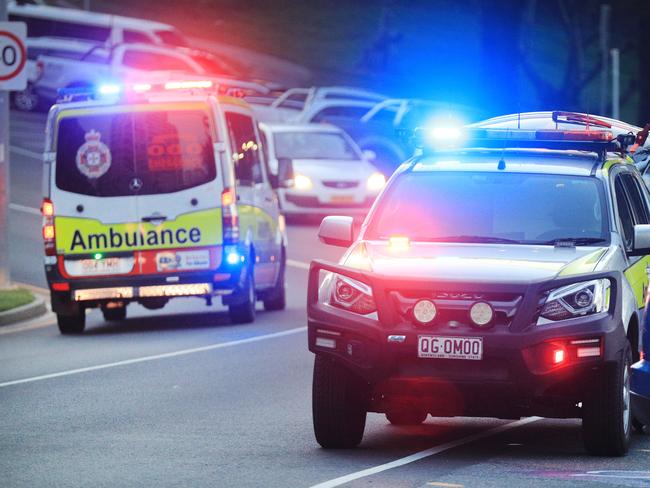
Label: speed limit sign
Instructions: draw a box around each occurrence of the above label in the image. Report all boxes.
[0,22,27,91]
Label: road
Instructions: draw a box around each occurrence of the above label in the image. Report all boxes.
[2,111,650,488]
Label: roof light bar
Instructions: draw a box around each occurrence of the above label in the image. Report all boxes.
[164,80,213,90]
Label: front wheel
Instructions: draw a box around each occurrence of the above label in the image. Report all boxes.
[312,355,368,448]
[582,346,632,456]
[228,265,256,324]
[57,311,86,335]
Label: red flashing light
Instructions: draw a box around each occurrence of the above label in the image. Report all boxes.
[221,189,239,244]
[51,282,70,292]
[553,348,565,365]
[523,338,601,374]
[42,225,55,240]
[41,198,54,217]
[536,130,613,142]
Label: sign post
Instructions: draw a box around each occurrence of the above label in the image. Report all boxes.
[0,16,28,288]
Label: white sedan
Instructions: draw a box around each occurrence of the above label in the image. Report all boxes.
[259,123,386,216]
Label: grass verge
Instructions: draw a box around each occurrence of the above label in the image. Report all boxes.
[0,288,35,313]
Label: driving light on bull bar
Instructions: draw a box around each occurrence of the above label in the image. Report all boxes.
[469,301,494,327]
[413,299,437,325]
[538,279,610,325]
[293,173,313,191]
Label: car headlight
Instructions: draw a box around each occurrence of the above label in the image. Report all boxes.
[293,173,313,191]
[537,279,610,324]
[366,172,386,192]
[328,274,377,315]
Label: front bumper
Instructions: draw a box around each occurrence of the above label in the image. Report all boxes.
[280,191,376,216]
[307,261,626,418]
[632,359,650,425]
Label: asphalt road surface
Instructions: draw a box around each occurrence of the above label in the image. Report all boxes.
[2,111,650,488]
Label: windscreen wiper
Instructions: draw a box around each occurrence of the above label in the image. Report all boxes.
[539,237,608,247]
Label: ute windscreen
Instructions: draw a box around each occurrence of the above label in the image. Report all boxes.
[366,171,609,244]
[55,109,216,196]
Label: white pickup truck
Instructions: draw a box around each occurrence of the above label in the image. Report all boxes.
[33,42,254,106]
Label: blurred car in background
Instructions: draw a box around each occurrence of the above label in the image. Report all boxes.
[8,0,189,46]
[12,37,101,111]
[259,123,385,217]
[30,42,262,110]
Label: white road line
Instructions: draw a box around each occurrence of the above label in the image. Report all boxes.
[0,326,307,388]
[287,259,310,270]
[9,203,40,215]
[9,145,42,160]
[309,417,541,488]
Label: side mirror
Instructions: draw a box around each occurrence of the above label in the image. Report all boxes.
[278,157,294,188]
[362,149,377,161]
[631,224,650,256]
[318,216,354,247]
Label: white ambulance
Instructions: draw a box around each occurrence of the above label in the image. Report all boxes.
[42,80,293,334]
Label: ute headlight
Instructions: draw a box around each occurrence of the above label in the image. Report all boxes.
[293,173,313,191]
[366,172,386,192]
[328,274,377,315]
[537,279,610,325]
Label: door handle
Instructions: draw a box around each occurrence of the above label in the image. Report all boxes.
[142,215,168,222]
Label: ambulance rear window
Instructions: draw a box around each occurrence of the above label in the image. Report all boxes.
[55,109,216,196]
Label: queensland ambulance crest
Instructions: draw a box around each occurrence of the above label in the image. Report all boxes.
[76,130,112,179]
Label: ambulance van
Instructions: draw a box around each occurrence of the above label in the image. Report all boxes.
[42,81,293,334]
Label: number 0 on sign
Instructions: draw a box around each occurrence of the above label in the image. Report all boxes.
[0,22,27,91]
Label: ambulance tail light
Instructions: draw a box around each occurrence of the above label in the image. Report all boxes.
[221,188,239,244]
[41,198,56,256]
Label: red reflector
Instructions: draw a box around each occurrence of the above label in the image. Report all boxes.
[52,282,70,291]
[41,199,54,216]
[221,189,235,207]
[536,130,613,142]
[42,225,55,240]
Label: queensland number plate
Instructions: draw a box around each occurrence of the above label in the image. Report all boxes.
[80,258,121,275]
[418,335,483,360]
[330,195,355,204]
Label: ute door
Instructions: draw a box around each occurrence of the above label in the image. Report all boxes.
[223,108,277,287]
[131,105,223,276]
[51,109,139,279]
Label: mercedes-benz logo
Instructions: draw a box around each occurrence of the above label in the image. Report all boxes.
[129,177,143,192]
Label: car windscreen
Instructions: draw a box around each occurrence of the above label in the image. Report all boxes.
[366,171,609,245]
[273,131,358,160]
[55,109,216,196]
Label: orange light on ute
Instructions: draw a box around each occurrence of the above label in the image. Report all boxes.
[221,189,235,207]
[41,199,54,216]
[389,236,410,251]
[42,225,55,240]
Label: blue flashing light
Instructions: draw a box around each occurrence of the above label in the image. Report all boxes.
[226,252,240,265]
[429,126,463,140]
[224,245,243,266]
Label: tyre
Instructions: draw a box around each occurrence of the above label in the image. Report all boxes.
[263,251,286,311]
[312,355,368,448]
[57,311,86,335]
[102,305,126,322]
[582,346,632,456]
[386,409,428,426]
[228,264,256,324]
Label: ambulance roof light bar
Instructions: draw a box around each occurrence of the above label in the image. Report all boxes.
[552,111,612,129]
[56,80,248,104]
